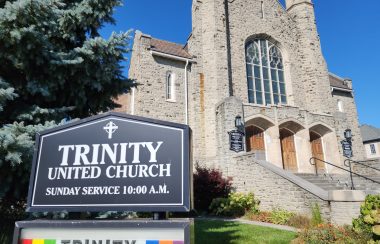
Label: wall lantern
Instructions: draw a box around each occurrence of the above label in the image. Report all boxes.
[344,129,352,140]
[235,115,245,134]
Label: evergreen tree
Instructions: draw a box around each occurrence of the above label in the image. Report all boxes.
[0,0,132,206]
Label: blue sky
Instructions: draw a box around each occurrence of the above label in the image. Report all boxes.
[100,0,380,128]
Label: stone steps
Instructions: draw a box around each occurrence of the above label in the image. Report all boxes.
[295,173,349,191]
[295,173,380,192]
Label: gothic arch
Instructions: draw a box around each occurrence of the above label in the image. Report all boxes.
[245,115,275,130]
[279,119,305,134]
[308,122,334,136]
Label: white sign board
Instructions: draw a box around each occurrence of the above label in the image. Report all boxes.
[14,220,191,244]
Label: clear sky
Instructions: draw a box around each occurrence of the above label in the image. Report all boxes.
[100,0,380,128]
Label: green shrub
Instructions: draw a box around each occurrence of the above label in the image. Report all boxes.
[209,192,260,217]
[296,224,369,244]
[229,192,260,214]
[353,194,380,241]
[268,208,295,225]
[311,203,324,226]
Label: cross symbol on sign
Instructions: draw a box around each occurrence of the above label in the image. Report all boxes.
[103,121,118,139]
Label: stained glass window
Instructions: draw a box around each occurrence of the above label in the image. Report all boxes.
[246,39,287,105]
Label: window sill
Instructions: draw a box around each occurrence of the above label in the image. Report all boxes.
[242,103,296,109]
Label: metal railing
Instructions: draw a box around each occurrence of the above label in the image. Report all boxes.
[309,157,380,190]
[344,159,380,190]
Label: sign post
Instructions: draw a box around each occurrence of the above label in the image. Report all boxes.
[15,112,192,243]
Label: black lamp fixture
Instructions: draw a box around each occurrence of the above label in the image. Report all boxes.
[235,115,245,133]
[344,129,352,140]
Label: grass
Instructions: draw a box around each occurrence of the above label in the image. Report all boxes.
[193,219,297,244]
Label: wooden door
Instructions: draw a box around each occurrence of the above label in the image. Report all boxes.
[280,129,298,171]
[310,131,325,171]
[246,126,265,152]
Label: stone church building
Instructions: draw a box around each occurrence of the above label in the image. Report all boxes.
[116,0,373,224]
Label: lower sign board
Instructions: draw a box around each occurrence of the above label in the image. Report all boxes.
[13,220,191,244]
[228,130,244,153]
[26,112,191,212]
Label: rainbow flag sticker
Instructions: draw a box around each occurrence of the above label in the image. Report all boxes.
[21,240,184,244]
[146,241,184,244]
[20,240,56,244]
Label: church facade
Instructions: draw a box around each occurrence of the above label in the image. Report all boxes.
[117,0,365,176]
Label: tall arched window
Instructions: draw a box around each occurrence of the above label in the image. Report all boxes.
[166,72,175,101]
[246,39,287,105]
[337,100,344,112]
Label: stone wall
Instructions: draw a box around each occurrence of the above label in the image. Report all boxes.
[352,158,380,176]
[332,89,366,162]
[227,0,334,114]
[126,0,366,166]
[330,201,362,226]
[128,32,188,125]
[228,153,364,225]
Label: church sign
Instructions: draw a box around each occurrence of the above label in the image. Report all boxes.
[341,140,353,158]
[26,112,191,212]
[228,130,244,153]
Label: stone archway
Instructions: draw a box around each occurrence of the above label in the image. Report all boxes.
[246,125,265,152]
[245,116,275,160]
[309,124,334,172]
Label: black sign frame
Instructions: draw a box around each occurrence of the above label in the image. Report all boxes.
[228,130,245,153]
[341,140,353,158]
[26,112,191,212]
[13,219,191,244]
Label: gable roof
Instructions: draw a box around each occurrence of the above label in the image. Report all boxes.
[329,73,351,90]
[150,38,192,59]
[360,125,380,143]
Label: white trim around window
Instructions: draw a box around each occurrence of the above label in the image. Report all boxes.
[166,72,176,102]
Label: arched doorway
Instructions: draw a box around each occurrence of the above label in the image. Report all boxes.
[280,128,298,172]
[310,131,325,171]
[244,116,275,161]
[246,126,265,159]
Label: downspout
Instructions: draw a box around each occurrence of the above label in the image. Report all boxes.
[131,86,135,115]
[224,0,233,96]
[185,60,189,125]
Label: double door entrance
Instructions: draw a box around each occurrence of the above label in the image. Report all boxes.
[279,129,325,172]
[246,127,325,173]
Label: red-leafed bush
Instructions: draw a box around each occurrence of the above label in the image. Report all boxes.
[193,163,232,212]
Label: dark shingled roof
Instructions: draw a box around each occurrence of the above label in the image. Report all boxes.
[329,73,351,90]
[150,38,192,59]
[360,125,380,142]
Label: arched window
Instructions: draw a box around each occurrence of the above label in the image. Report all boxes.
[166,72,175,101]
[246,39,287,105]
[337,100,344,112]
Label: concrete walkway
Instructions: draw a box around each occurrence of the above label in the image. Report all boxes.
[196,216,298,232]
